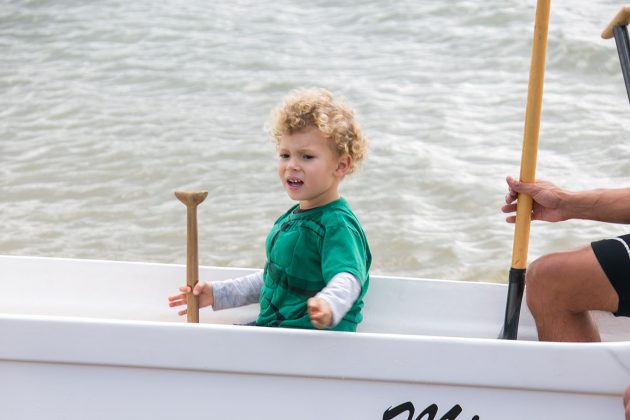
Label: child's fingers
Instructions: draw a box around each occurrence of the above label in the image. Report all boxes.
[311,319,325,329]
[307,298,332,329]
[192,281,208,295]
[168,292,185,301]
[168,294,186,307]
[168,286,195,317]
[308,308,325,327]
[309,309,322,321]
[168,288,198,307]
[307,298,322,315]
[312,316,329,329]
[192,284,203,295]
[168,298,185,308]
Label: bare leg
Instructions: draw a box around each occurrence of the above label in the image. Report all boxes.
[625,385,630,420]
[525,245,619,342]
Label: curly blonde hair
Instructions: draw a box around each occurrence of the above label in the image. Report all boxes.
[269,87,368,174]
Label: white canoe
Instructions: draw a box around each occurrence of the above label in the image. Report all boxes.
[1,255,630,419]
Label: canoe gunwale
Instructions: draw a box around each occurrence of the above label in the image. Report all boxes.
[2,312,630,397]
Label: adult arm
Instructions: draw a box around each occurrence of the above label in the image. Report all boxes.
[502,176,630,224]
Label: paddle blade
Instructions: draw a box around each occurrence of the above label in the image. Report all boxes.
[499,268,526,340]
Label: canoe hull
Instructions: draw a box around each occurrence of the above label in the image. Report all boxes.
[2,361,621,419]
[1,255,629,419]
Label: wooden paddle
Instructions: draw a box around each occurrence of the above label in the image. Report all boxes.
[500,0,551,340]
[601,6,630,104]
[175,190,208,323]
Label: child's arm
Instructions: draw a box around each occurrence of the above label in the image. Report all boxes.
[168,271,263,316]
[307,272,361,329]
[212,271,263,310]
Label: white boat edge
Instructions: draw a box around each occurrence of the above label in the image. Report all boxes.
[2,254,630,419]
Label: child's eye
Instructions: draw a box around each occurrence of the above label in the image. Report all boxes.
[302,154,314,160]
[279,153,289,159]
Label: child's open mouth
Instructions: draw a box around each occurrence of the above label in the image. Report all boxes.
[287,177,304,189]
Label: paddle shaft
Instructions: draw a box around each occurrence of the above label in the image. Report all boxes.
[175,191,208,323]
[601,7,630,104]
[614,25,630,104]
[501,0,550,340]
[614,25,630,101]
[512,0,550,269]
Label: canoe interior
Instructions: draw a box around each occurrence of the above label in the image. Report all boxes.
[2,255,629,341]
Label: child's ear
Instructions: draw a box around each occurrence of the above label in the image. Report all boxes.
[335,154,352,177]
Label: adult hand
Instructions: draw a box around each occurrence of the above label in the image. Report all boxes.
[502,176,569,223]
[168,281,214,316]
[307,297,333,329]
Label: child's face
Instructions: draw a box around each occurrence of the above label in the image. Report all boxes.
[277,128,350,210]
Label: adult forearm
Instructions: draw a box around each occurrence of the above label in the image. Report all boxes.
[566,188,630,224]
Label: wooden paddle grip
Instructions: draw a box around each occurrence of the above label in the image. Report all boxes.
[175,190,208,323]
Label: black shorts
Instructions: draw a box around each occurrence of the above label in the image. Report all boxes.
[591,234,630,317]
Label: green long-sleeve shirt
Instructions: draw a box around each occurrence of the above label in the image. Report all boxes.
[257,198,371,331]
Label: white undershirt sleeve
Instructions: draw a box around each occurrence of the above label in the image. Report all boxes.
[211,271,263,311]
[315,272,362,327]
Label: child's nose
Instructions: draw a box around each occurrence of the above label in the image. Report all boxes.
[287,157,300,170]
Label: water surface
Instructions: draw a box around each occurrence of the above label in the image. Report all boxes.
[2,0,629,283]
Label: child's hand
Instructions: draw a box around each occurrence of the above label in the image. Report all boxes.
[307,297,333,329]
[167,281,214,316]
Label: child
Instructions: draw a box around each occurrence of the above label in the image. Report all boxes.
[168,87,371,331]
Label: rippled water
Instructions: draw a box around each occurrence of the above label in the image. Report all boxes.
[2,0,629,283]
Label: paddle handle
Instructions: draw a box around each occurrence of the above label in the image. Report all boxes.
[175,190,208,323]
[511,0,550,270]
[601,6,630,39]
